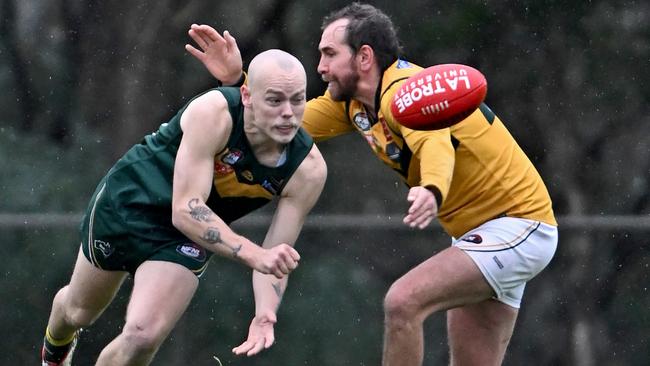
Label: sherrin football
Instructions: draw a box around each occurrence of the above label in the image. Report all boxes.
[390,64,487,130]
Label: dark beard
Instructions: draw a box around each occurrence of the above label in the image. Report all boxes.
[329,69,359,102]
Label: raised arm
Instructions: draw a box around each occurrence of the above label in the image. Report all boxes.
[233,144,327,356]
[185,24,243,85]
[171,90,298,278]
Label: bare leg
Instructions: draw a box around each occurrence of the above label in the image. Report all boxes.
[447,300,518,366]
[382,247,494,366]
[47,248,128,340]
[96,260,198,366]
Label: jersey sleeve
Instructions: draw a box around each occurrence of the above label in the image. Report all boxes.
[302,90,355,142]
[403,127,455,200]
[381,82,455,203]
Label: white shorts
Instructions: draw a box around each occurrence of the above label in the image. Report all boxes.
[452,217,558,309]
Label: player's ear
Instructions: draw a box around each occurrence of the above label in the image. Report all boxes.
[357,44,374,72]
[240,85,252,107]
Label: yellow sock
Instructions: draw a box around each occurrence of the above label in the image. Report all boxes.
[45,327,76,346]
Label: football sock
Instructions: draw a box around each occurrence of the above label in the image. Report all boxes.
[45,326,76,346]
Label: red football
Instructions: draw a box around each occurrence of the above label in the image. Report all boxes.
[390,64,487,130]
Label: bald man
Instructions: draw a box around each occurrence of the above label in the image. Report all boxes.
[41,49,327,366]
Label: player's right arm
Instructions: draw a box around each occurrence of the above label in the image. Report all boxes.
[185,24,243,85]
[171,90,298,278]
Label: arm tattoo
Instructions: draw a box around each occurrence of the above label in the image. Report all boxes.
[201,227,243,258]
[231,244,242,258]
[188,198,214,222]
[272,282,284,299]
[201,227,222,244]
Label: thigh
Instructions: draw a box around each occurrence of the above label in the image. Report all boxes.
[124,260,199,337]
[453,218,558,308]
[81,179,212,276]
[65,247,128,311]
[389,246,495,315]
[447,300,518,366]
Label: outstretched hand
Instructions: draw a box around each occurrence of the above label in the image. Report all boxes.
[403,186,438,229]
[185,24,243,85]
[232,312,277,356]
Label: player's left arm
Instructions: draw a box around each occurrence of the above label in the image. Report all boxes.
[232,144,327,356]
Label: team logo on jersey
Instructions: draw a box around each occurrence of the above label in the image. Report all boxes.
[261,177,284,195]
[353,112,371,131]
[93,239,114,257]
[240,170,254,182]
[385,142,401,162]
[460,234,483,244]
[222,149,243,165]
[214,161,234,176]
[215,149,243,176]
[396,59,411,69]
[379,117,402,162]
[176,243,207,262]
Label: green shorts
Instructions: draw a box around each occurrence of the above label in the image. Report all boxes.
[79,176,212,277]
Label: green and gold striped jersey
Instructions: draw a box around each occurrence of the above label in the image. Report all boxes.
[108,87,313,227]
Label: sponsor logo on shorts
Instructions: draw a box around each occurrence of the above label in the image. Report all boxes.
[461,234,483,244]
[492,255,504,269]
[176,243,207,262]
[93,239,114,257]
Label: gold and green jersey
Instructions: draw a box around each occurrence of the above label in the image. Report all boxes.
[107,87,313,228]
[302,60,556,238]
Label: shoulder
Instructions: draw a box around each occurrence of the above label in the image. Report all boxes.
[379,60,424,114]
[183,89,230,118]
[382,59,423,88]
[180,89,233,133]
[290,144,327,190]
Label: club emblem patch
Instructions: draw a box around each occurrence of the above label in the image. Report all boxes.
[353,112,371,131]
[222,149,243,165]
[215,149,242,176]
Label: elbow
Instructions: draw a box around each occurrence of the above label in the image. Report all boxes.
[171,203,185,231]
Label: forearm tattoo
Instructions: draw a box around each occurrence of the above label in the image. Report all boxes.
[201,227,243,258]
[202,227,222,244]
[188,198,213,222]
[272,282,284,299]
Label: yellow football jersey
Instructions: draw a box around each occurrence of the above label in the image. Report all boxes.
[302,59,556,238]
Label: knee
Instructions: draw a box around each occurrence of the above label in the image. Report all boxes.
[54,287,100,328]
[119,322,165,356]
[383,282,421,324]
[65,308,99,329]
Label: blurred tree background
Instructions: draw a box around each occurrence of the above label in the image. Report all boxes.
[1,0,649,365]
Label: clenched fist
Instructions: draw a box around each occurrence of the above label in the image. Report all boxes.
[253,244,300,279]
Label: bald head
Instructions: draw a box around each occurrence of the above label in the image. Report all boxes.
[247,49,306,90]
[240,49,307,146]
